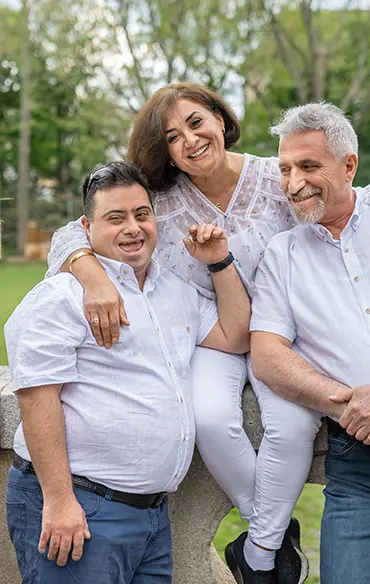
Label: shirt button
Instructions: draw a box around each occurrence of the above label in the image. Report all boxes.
[366,309,370,315]
[186,326,191,333]
[344,248,349,253]
[354,276,359,283]
[116,275,122,283]
[123,270,128,275]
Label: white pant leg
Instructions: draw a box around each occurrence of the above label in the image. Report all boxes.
[248,366,322,549]
[192,346,256,520]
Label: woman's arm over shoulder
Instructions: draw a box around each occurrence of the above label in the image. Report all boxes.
[47,218,90,277]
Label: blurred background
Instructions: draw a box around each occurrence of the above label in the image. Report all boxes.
[2,0,370,580]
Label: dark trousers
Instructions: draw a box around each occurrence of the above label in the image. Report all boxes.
[6,466,173,584]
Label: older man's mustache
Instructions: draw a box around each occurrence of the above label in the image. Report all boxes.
[285,187,323,203]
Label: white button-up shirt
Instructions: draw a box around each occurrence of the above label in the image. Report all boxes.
[250,191,370,392]
[5,256,218,493]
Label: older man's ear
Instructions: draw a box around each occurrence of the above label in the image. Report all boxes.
[344,153,358,183]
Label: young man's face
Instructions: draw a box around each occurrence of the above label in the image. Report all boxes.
[82,184,157,285]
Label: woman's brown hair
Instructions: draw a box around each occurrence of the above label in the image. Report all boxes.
[127,82,240,192]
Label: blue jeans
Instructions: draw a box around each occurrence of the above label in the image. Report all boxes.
[321,431,370,584]
[6,466,172,584]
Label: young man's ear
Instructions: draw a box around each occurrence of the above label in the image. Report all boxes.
[81,215,90,235]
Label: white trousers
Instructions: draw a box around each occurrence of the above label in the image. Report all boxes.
[192,346,322,549]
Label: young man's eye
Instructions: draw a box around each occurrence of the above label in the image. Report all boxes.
[136,212,149,219]
[280,167,290,175]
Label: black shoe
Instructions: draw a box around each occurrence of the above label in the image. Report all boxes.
[275,518,309,584]
[225,532,276,584]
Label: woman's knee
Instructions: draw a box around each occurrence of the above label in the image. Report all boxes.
[264,404,321,445]
[194,395,243,438]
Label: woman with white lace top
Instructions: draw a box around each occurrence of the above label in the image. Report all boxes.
[47,83,320,584]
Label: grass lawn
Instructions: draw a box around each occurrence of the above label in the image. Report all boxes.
[1,260,324,581]
[0,261,47,365]
[214,484,324,583]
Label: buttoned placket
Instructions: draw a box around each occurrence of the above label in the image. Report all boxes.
[141,286,191,489]
[340,220,370,330]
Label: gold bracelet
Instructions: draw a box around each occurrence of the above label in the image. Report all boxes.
[69,250,95,273]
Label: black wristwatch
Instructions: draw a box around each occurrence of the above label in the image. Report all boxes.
[207,252,235,273]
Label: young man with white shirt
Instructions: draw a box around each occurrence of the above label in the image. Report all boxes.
[239,103,370,584]
[5,160,250,584]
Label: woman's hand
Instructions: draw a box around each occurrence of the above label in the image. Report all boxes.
[84,279,130,348]
[183,224,229,265]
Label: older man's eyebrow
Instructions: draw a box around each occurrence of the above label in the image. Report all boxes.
[165,110,200,134]
[299,158,321,165]
[279,158,321,168]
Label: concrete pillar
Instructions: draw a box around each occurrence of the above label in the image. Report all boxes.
[0,366,326,584]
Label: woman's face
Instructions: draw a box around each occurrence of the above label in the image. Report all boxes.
[165,99,226,178]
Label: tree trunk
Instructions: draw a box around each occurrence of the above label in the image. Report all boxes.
[16,0,31,256]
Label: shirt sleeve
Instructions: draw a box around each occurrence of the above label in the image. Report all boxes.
[250,237,296,343]
[196,294,219,345]
[46,218,91,277]
[4,280,87,390]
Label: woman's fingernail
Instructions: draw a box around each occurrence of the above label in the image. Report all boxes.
[112,338,118,344]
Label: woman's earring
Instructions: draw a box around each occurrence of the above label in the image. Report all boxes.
[170,160,176,167]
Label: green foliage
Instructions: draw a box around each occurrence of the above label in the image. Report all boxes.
[2,1,370,249]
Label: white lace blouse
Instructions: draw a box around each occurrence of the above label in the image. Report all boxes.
[47,153,296,298]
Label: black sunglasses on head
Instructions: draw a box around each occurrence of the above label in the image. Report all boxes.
[86,165,113,194]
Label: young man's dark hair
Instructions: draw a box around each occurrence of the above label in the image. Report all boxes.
[82,160,151,219]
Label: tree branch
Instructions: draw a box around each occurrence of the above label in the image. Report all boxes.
[341,37,368,112]
[117,0,149,102]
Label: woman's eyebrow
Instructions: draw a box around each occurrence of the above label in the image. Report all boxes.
[165,111,200,134]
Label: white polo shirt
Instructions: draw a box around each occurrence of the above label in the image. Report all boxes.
[5,255,218,494]
[250,191,370,392]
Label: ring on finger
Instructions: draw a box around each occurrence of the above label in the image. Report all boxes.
[90,317,100,327]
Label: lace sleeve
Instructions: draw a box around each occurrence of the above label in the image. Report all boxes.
[46,218,91,277]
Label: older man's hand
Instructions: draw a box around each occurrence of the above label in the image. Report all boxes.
[331,385,370,444]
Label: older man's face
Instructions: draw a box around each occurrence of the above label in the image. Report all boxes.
[279,130,354,223]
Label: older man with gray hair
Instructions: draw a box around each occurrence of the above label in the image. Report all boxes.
[245,102,370,584]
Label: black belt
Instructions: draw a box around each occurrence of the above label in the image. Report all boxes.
[13,453,166,509]
[327,417,346,438]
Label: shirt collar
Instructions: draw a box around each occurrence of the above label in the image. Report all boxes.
[95,254,161,287]
[309,188,364,242]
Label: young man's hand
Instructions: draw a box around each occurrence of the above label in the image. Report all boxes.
[39,494,91,566]
[183,224,229,265]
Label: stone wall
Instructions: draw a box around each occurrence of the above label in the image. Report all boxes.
[0,366,327,584]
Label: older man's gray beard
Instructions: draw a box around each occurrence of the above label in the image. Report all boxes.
[286,187,325,223]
